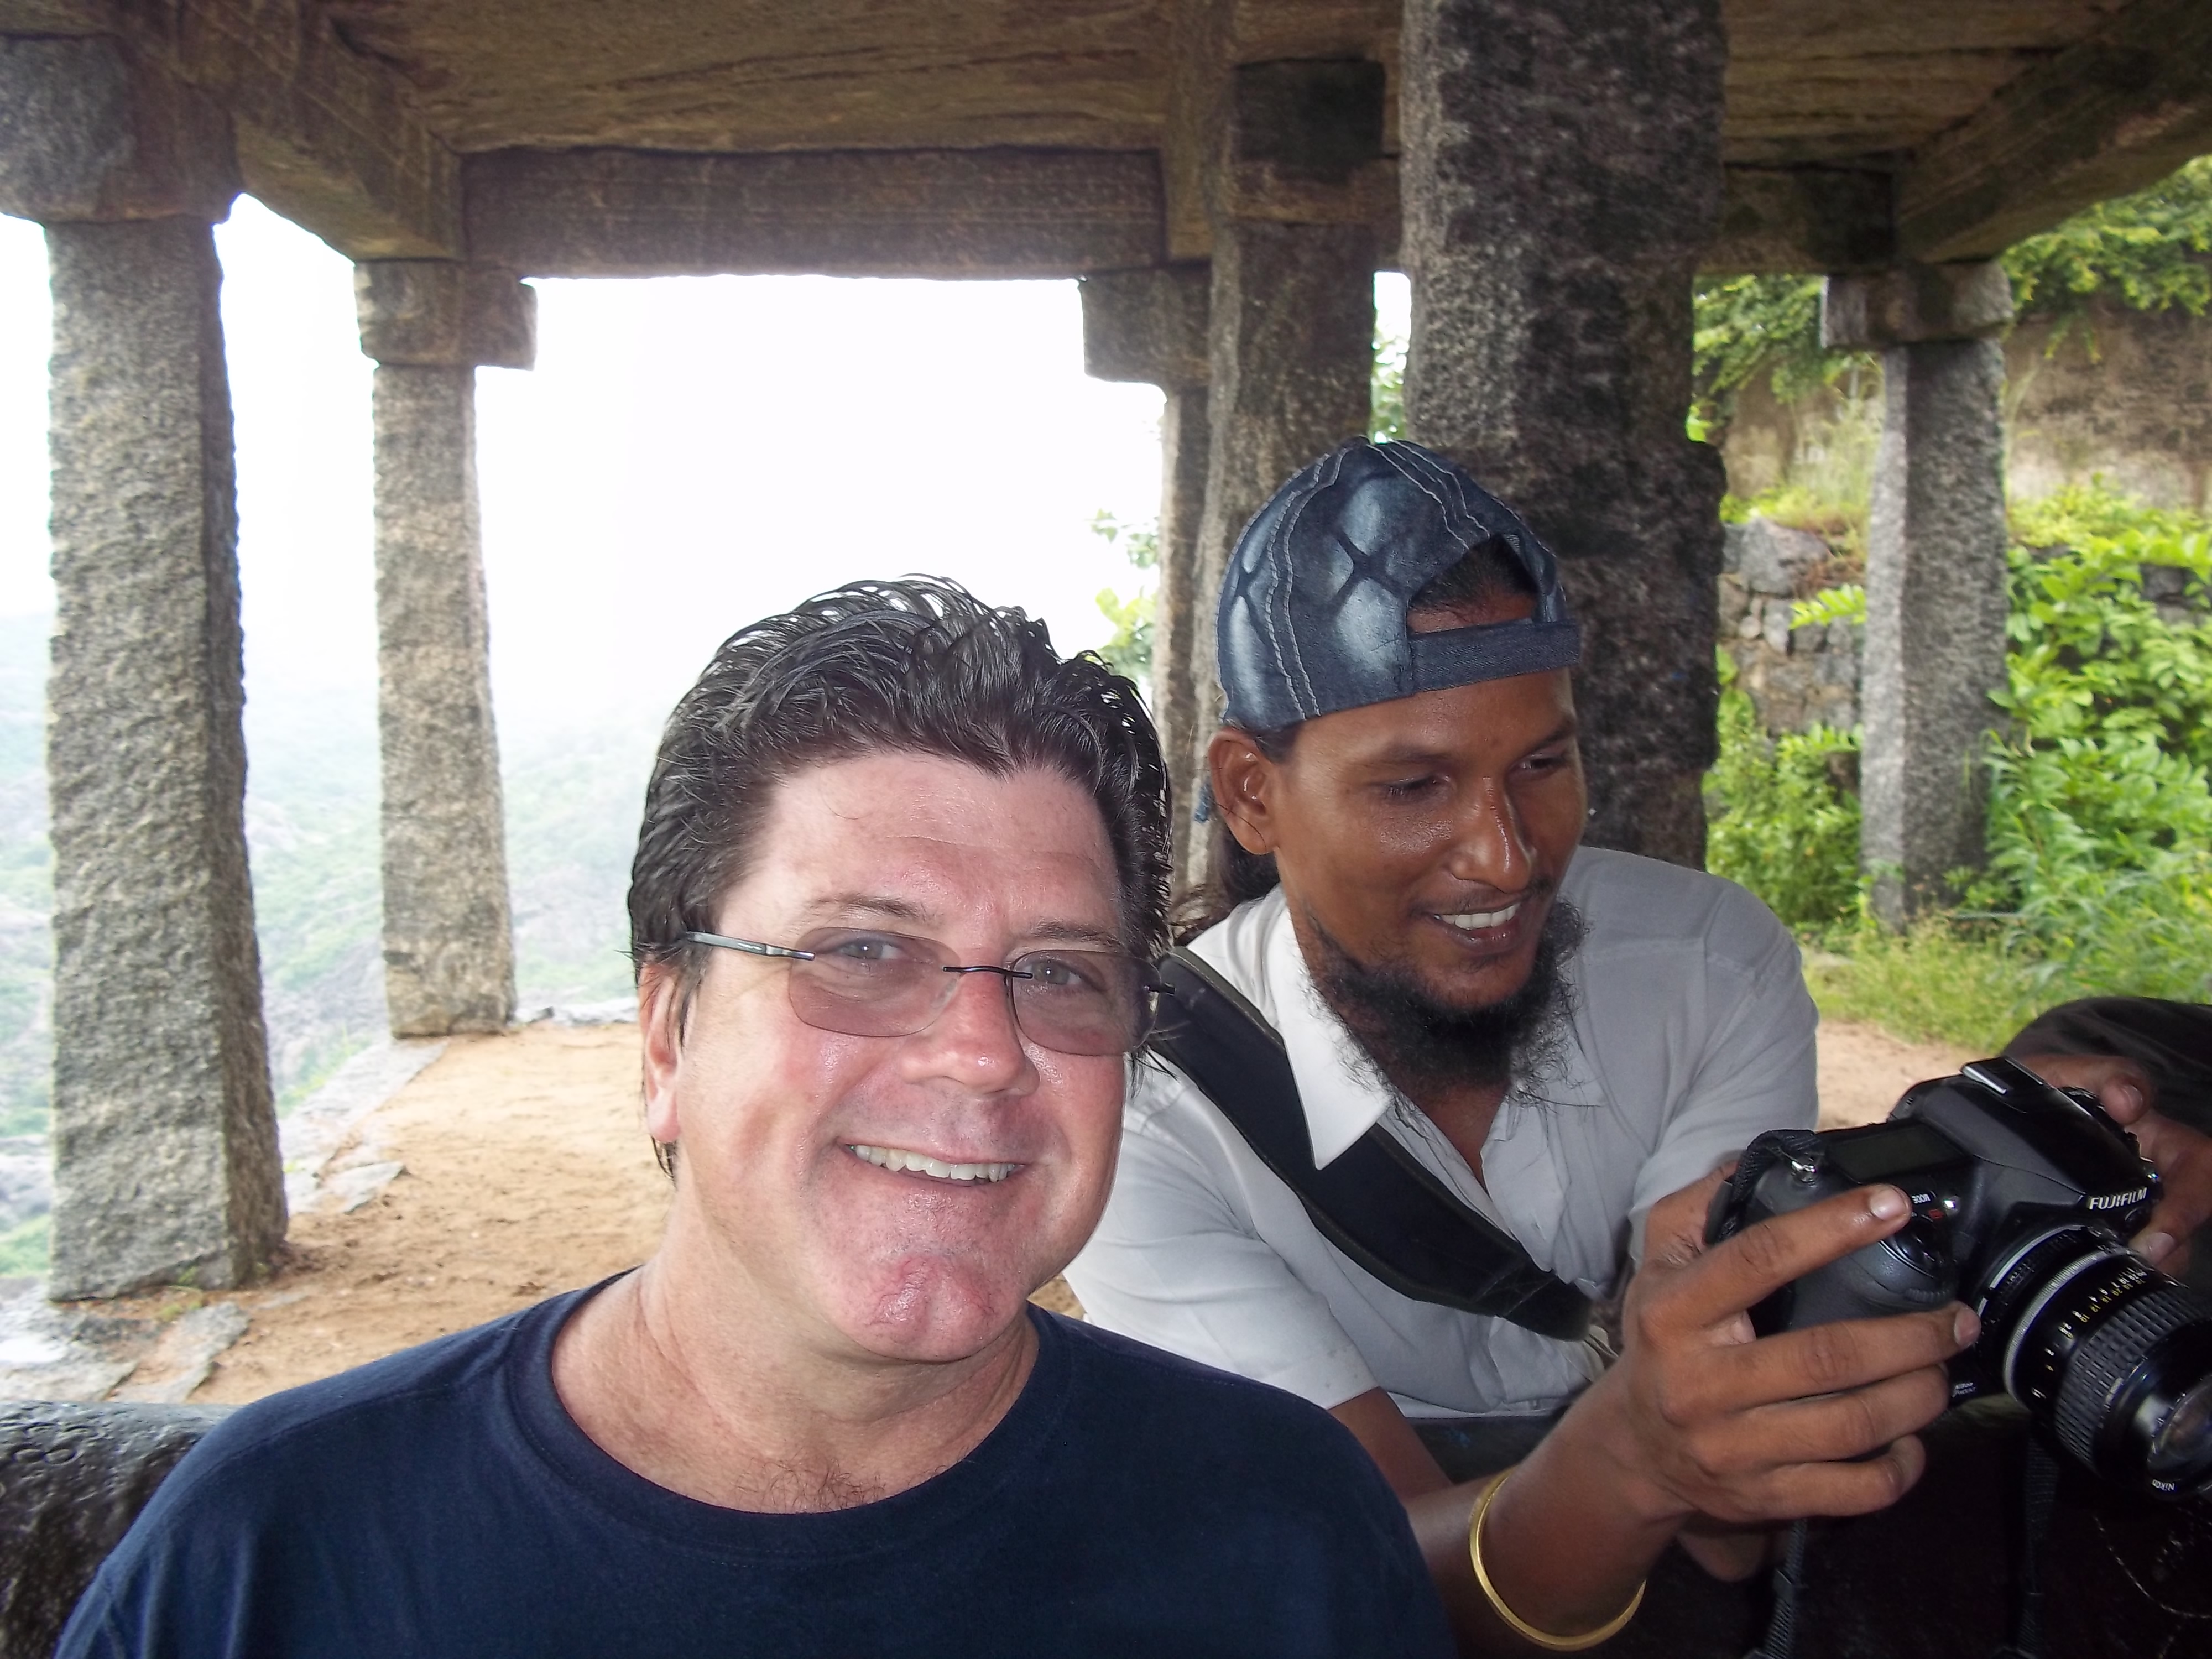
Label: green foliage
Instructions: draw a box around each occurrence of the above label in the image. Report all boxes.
[1803,921,2042,1055]
[1962,519,2212,1008]
[1372,322,1406,441]
[1691,275,1860,431]
[2005,156,2212,347]
[1717,487,2212,1047]
[1089,511,1159,686]
[2008,477,2212,551]
[1704,691,1864,930]
[0,1213,47,1278]
[1791,585,1866,629]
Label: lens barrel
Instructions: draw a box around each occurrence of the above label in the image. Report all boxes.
[1989,1228,2212,1498]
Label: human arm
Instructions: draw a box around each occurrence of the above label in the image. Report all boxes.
[1329,1175,1975,1653]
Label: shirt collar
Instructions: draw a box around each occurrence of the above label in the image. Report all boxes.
[1190,888,1399,1169]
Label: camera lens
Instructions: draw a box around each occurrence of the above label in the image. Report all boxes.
[1987,1228,2212,1498]
[2149,1379,2212,1484]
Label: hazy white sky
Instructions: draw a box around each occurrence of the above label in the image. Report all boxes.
[1,200,1409,737]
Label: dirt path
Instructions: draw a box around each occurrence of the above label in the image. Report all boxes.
[175,1016,1969,1403]
[195,1025,670,1403]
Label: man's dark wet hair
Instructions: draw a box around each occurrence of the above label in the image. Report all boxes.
[1180,540,1539,941]
[630,576,1173,1009]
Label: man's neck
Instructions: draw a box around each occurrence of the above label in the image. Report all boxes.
[550,1227,1037,1514]
[1360,1048,1510,1188]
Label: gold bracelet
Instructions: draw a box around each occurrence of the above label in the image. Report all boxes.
[1467,1465,1646,1652]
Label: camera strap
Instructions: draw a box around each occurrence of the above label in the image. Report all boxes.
[1150,948,1594,1345]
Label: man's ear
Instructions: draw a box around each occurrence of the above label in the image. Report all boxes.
[638,961,687,1146]
[1207,728,1282,858]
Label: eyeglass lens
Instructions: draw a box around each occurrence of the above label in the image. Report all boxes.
[784,930,1152,1056]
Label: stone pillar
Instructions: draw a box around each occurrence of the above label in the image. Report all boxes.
[1,36,285,1297]
[1188,60,1385,883]
[1400,0,1728,866]
[1079,263,1212,871]
[1823,262,2015,925]
[355,262,532,1036]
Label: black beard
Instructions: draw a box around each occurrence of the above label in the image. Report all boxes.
[1306,899,1585,1099]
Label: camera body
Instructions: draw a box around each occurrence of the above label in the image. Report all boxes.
[1707,1057,2212,1498]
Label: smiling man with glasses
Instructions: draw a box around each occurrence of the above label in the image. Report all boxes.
[61,578,1452,1659]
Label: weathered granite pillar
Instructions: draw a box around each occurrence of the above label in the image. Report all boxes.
[1823,262,2015,924]
[1,35,286,1296]
[1400,0,1729,865]
[356,262,531,1036]
[1189,60,1384,883]
[1079,263,1212,872]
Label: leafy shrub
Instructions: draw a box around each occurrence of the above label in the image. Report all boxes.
[1720,493,2212,1042]
[1965,517,2212,1006]
[1704,684,1863,931]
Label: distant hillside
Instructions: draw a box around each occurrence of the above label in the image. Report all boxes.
[0,616,658,1135]
[0,615,49,1138]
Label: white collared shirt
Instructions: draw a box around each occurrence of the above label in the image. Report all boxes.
[1066,848,1818,1419]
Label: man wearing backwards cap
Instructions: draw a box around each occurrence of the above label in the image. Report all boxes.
[1066,439,1984,1650]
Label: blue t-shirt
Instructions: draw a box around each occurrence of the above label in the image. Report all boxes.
[60,1287,1453,1658]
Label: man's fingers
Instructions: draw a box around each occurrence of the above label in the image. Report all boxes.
[1708,1368,1954,1470]
[1652,1184,1913,1333]
[1710,1435,1931,1526]
[1666,1305,1975,1420]
[2015,1053,2153,1124]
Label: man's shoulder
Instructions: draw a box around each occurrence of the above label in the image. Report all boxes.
[140,1292,557,1508]
[1565,847,1791,962]
[1046,1313,1378,1475]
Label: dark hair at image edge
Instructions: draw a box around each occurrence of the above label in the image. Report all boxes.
[1180,537,1539,942]
[629,576,1173,1021]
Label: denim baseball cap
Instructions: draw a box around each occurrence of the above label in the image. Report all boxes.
[1217,439,1580,733]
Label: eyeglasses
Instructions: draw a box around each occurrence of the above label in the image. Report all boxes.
[674,928,1164,1057]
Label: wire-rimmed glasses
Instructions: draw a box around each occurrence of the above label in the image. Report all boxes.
[675,928,1162,1057]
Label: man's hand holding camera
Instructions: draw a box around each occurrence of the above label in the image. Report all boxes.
[1587,1175,1976,1528]
[1469,1175,1977,1631]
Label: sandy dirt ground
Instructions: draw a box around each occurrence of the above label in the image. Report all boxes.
[171,1016,1966,1404]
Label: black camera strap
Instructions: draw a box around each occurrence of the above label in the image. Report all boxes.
[1150,948,1593,1345]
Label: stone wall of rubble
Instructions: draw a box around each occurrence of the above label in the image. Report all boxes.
[1717,517,1863,734]
[1716,515,2211,739]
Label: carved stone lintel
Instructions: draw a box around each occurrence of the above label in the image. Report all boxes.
[1822,262,2015,351]
[1079,263,1211,389]
[355,260,536,369]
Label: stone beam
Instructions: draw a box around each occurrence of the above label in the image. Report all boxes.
[1707,166,1893,274]
[465,148,1164,279]
[1898,0,2212,264]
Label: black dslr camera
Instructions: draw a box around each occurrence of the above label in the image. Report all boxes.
[1707,1057,2212,1499]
